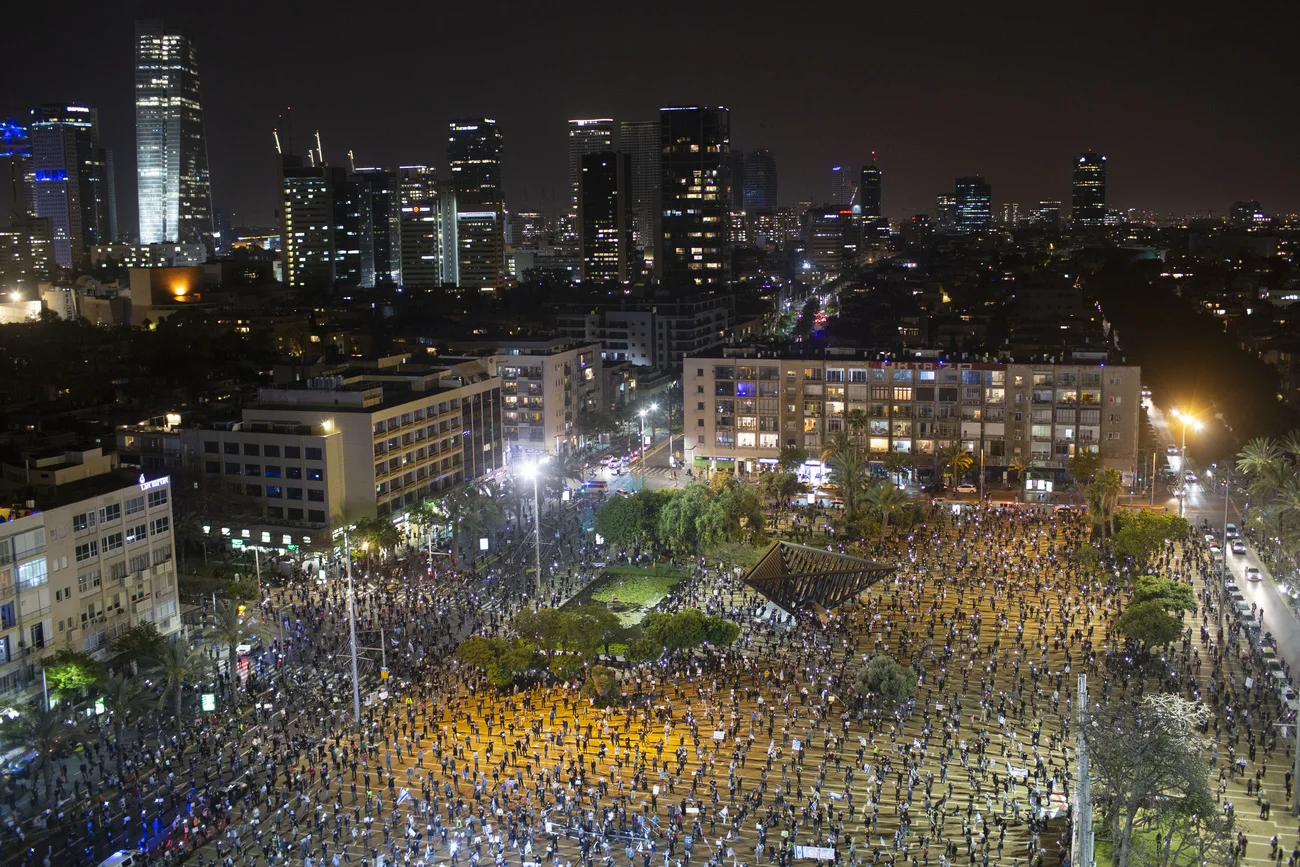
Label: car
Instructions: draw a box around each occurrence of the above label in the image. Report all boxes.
[1246,566,1264,582]
[923,483,948,495]
[98,852,144,867]
[1231,539,1247,555]
[1225,523,1239,538]
[1204,533,1217,544]
[1167,445,1180,456]
[1184,472,1197,483]
[955,483,977,494]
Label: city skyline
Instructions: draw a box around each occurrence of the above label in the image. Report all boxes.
[3,2,1299,233]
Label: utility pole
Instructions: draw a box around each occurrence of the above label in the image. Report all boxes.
[343,531,361,725]
[1074,673,1094,867]
[532,472,543,596]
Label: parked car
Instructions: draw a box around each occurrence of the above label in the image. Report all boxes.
[1246,566,1264,582]
[955,483,977,494]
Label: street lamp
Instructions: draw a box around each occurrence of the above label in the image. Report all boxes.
[638,408,653,490]
[1171,409,1203,517]
[522,460,546,596]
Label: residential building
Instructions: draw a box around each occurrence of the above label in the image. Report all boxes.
[567,119,613,211]
[444,340,601,457]
[954,176,991,233]
[397,166,448,289]
[554,295,734,368]
[0,467,179,704]
[682,353,1140,483]
[935,195,957,231]
[618,120,660,258]
[134,19,212,252]
[742,148,777,212]
[1071,152,1107,228]
[579,151,632,282]
[28,104,113,267]
[658,106,731,288]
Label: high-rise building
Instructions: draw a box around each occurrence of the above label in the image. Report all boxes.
[0,119,34,221]
[1071,152,1106,228]
[858,160,882,218]
[954,175,991,233]
[447,118,505,289]
[353,168,401,285]
[134,19,212,252]
[278,156,372,290]
[618,120,660,256]
[1230,200,1268,228]
[567,119,613,211]
[727,151,746,211]
[935,195,957,231]
[579,151,632,282]
[29,105,113,267]
[397,165,440,289]
[742,148,777,211]
[659,105,731,288]
[830,166,855,208]
[1035,200,1063,227]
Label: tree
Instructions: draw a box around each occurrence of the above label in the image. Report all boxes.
[698,483,766,549]
[657,484,712,553]
[845,409,870,449]
[581,665,622,706]
[640,610,737,654]
[353,516,401,556]
[777,445,808,474]
[595,490,662,550]
[758,471,803,522]
[111,622,165,669]
[146,637,212,730]
[1115,600,1182,648]
[1131,575,1195,613]
[881,451,913,487]
[863,483,910,540]
[854,655,917,710]
[826,447,871,520]
[1111,511,1191,569]
[1086,468,1124,536]
[1086,694,1211,867]
[43,649,105,700]
[97,676,152,778]
[205,601,267,704]
[936,445,973,485]
[0,706,87,807]
[1068,450,1104,487]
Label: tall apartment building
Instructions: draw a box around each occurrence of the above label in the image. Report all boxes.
[683,353,1139,480]
[278,156,372,290]
[617,120,660,259]
[659,106,731,288]
[447,118,506,290]
[579,151,632,282]
[444,340,601,457]
[567,119,613,211]
[0,469,179,703]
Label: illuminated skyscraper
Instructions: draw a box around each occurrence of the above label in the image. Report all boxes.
[618,120,659,255]
[1071,151,1107,228]
[858,160,882,218]
[29,104,113,267]
[830,165,855,208]
[659,105,731,287]
[742,148,777,211]
[567,119,613,210]
[352,167,401,285]
[278,156,371,290]
[134,19,212,252]
[954,175,991,233]
[579,151,632,282]
[448,118,506,289]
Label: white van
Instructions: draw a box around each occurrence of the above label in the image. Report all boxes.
[98,851,143,867]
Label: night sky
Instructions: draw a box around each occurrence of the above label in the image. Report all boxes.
[5,1,1298,232]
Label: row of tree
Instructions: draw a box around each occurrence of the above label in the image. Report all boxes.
[593,479,766,554]
[1236,433,1300,588]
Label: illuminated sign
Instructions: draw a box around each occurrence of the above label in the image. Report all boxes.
[138,474,170,491]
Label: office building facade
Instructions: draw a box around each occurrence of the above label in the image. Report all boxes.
[659,106,731,288]
[278,157,372,290]
[742,148,777,211]
[1071,152,1107,228]
[134,19,213,252]
[954,176,991,233]
[353,168,401,284]
[28,105,113,267]
[859,161,882,218]
[830,166,855,208]
[683,354,1140,480]
[618,120,660,257]
[567,119,613,211]
[554,295,735,368]
[448,118,506,289]
[579,151,632,282]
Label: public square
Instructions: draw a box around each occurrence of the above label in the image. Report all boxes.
[3,492,1288,867]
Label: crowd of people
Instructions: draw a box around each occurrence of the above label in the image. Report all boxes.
[3,496,1297,867]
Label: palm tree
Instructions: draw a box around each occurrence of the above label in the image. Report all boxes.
[1008,457,1028,487]
[864,483,910,541]
[937,447,974,485]
[97,676,152,777]
[821,430,857,463]
[826,447,871,520]
[1087,469,1124,536]
[1237,437,1284,480]
[146,638,211,730]
[0,706,87,807]
[845,409,870,449]
[205,601,268,704]
[881,451,913,488]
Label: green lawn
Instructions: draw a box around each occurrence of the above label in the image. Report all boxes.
[591,570,683,607]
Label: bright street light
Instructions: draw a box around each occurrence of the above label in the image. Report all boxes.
[1171,408,1203,516]
[521,458,547,595]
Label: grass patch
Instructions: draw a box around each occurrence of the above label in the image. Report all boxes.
[604,565,688,580]
[591,572,682,607]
